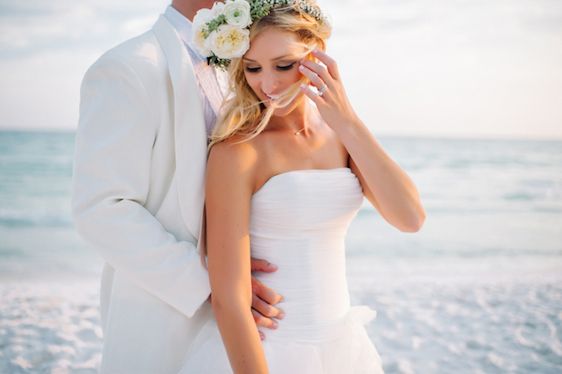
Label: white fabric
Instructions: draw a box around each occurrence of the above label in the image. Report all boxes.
[164,5,225,137]
[72,14,216,373]
[163,5,199,54]
[180,168,384,373]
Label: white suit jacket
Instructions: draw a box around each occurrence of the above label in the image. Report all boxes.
[72,15,214,373]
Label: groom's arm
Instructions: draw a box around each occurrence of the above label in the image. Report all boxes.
[72,55,210,318]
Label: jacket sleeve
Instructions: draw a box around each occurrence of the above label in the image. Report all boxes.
[71,55,210,318]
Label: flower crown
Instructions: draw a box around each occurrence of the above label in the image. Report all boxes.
[192,0,327,69]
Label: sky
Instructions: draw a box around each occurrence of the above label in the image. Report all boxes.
[0,0,561,139]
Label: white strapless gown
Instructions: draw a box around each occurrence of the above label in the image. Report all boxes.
[180,168,384,373]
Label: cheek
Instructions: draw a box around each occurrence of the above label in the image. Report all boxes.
[244,73,260,96]
[285,69,302,86]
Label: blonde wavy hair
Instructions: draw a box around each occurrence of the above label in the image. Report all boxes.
[208,0,332,149]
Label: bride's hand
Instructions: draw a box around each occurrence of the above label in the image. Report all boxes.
[298,49,361,132]
[250,257,285,339]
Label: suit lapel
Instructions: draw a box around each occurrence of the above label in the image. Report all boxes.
[153,15,207,243]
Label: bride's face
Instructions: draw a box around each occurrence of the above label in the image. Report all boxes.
[242,28,307,116]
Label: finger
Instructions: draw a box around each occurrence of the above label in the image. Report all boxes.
[311,49,340,80]
[301,59,332,89]
[252,278,284,305]
[300,83,323,104]
[252,294,285,319]
[250,257,278,273]
[298,65,326,92]
[252,309,278,329]
[259,330,265,341]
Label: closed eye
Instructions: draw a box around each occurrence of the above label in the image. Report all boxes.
[244,62,297,73]
[277,62,296,71]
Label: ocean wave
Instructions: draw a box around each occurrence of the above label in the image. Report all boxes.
[0,213,72,228]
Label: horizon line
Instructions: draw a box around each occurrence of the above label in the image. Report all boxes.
[1,127,562,142]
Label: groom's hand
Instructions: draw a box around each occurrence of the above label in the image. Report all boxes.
[250,257,285,339]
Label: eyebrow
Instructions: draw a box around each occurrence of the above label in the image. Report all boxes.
[242,54,296,62]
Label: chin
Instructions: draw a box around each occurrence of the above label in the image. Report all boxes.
[270,94,304,117]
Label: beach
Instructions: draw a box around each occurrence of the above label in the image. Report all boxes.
[0,281,102,373]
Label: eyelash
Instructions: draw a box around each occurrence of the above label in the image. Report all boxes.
[245,62,296,73]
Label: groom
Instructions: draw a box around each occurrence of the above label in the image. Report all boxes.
[72,1,284,372]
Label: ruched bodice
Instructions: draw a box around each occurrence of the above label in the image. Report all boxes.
[250,168,363,339]
[251,167,363,236]
[180,168,384,373]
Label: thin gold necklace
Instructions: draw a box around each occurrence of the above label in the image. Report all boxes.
[294,127,306,135]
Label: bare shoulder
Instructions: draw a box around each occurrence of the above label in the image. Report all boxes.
[206,136,260,195]
[208,135,259,172]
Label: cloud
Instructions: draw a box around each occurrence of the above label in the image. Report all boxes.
[0,0,167,58]
[0,0,561,138]
[0,0,168,130]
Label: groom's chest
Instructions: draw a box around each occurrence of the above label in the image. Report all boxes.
[186,49,227,135]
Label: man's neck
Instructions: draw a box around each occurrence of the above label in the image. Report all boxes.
[171,0,216,22]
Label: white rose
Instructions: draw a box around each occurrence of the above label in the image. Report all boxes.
[223,0,252,28]
[192,23,212,57]
[192,8,215,57]
[192,7,214,27]
[208,24,250,59]
[211,1,226,17]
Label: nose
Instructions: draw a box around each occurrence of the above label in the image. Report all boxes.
[260,73,280,96]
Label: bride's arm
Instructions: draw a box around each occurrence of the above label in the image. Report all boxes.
[299,50,426,233]
[204,140,269,374]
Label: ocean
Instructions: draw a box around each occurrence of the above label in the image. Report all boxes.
[1,130,561,373]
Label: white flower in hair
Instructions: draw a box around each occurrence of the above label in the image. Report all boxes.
[193,26,212,56]
[192,8,214,56]
[208,24,250,59]
[224,0,252,28]
[193,7,214,25]
[211,1,226,16]
[192,0,328,69]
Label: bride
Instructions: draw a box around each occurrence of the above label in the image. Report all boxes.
[181,0,425,372]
